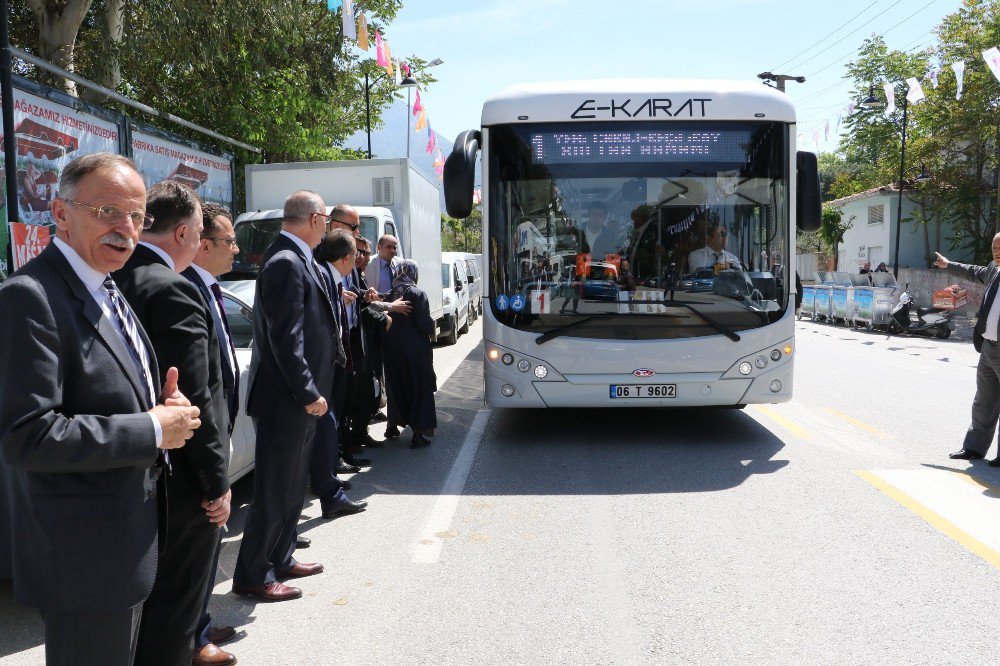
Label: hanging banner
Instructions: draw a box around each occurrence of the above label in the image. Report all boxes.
[952,61,966,100]
[0,89,120,272]
[983,47,1000,84]
[342,0,356,40]
[883,82,896,114]
[131,131,233,210]
[905,77,925,104]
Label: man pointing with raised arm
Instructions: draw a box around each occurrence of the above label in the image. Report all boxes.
[0,153,200,666]
[936,235,1000,465]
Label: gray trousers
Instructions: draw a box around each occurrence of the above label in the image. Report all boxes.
[42,604,142,666]
[963,339,1000,455]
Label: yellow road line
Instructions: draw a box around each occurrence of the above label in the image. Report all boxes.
[753,405,813,441]
[824,407,891,440]
[855,470,1000,570]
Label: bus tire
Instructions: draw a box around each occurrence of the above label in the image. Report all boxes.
[459,309,470,334]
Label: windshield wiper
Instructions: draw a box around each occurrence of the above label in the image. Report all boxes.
[533,299,741,345]
[535,314,604,345]
[661,299,741,342]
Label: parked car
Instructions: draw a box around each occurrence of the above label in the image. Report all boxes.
[461,252,483,318]
[582,262,620,301]
[440,252,471,345]
[219,282,257,483]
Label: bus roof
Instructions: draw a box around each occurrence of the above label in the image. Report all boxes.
[481,79,796,126]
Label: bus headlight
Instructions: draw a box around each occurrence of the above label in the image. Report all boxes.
[739,362,753,375]
[769,380,783,393]
[755,356,768,369]
[770,349,782,362]
[534,365,548,379]
[488,348,500,361]
[517,359,531,373]
[501,353,514,365]
[501,384,516,397]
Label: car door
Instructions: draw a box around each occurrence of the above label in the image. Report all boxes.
[220,289,256,481]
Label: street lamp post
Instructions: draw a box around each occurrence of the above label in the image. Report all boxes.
[405,58,443,159]
[861,84,918,279]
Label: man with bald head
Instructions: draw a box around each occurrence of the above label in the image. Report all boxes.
[365,233,400,297]
[233,190,336,602]
[937,235,1000,465]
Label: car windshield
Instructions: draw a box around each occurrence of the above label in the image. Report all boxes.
[487,120,789,340]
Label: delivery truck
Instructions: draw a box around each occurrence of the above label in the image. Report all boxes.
[231,158,453,341]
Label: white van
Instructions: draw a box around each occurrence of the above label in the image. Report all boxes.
[440,252,471,345]
[459,252,483,318]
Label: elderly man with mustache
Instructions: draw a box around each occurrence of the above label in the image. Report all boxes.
[0,153,201,666]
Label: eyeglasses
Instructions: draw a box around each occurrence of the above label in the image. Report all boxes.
[330,218,361,231]
[205,236,238,248]
[357,249,371,257]
[63,199,154,230]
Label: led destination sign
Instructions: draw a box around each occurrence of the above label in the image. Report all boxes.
[530,128,752,164]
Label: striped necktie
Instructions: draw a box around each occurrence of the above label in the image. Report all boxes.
[103,277,157,408]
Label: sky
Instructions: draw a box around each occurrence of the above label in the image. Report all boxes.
[374,0,968,152]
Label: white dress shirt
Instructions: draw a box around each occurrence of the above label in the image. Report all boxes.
[687,246,741,272]
[50,237,162,444]
[983,276,1000,342]
[189,263,237,380]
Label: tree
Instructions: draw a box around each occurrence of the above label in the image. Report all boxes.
[817,205,851,269]
[441,208,482,253]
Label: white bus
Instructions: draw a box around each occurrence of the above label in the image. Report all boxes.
[444,79,820,408]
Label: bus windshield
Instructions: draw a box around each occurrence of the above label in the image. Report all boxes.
[488,121,790,340]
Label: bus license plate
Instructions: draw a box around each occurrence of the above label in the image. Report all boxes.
[609,384,676,399]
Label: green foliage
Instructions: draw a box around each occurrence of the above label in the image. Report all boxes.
[441,209,482,253]
[817,205,851,268]
[8,0,445,213]
[831,1,1000,263]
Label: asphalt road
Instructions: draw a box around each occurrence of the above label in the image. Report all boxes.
[3,315,1000,665]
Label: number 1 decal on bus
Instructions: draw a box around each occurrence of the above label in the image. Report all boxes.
[530,289,551,314]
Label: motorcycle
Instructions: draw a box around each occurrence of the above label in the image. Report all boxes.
[888,282,954,339]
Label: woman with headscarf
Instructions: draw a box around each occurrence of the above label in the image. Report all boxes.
[381,259,437,448]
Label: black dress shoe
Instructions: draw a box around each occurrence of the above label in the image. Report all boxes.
[989,458,1000,467]
[410,433,431,449]
[343,453,372,467]
[340,478,352,491]
[384,425,401,439]
[322,499,368,519]
[338,460,361,473]
[296,535,311,549]
[371,411,388,423]
[949,449,985,460]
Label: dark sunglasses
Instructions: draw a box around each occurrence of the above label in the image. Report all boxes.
[330,218,360,231]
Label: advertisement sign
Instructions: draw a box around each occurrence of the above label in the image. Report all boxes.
[0,89,120,271]
[131,131,232,209]
[10,222,51,269]
[854,289,874,320]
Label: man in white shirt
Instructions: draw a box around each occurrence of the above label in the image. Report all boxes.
[183,203,241,666]
[937,238,1000,465]
[0,152,199,666]
[687,221,741,273]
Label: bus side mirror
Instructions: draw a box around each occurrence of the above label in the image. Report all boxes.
[796,151,821,232]
[444,129,481,219]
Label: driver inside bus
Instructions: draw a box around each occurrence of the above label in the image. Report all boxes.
[687,220,741,273]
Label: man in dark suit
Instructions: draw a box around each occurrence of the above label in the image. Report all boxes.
[232,191,334,602]
[311,228,369,519]
[365,233,400,297]
[0,152,200,666]
[937,239,1000,464]
[183,203,241,666]
[113,181,231,665]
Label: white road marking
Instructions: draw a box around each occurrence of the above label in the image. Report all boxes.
[412,409,490,564]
